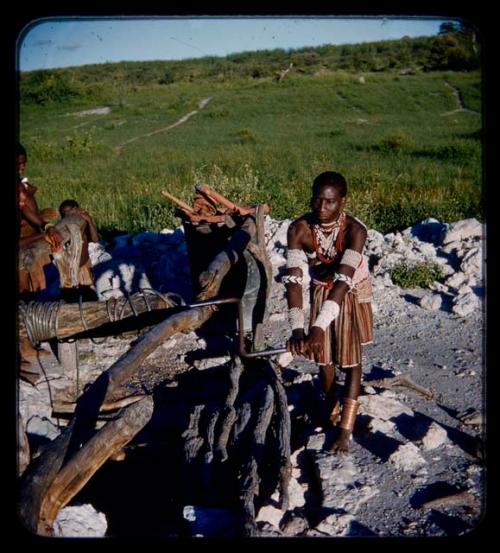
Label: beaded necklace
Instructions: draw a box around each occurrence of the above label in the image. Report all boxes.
[311,211,346,264]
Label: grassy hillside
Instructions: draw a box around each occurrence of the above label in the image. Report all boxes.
[18,34,482,234]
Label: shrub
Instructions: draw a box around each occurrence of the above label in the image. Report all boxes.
[20,70,83,105]
[433,140,481,165]
[235,128,257,145]
[390,261,443,288]
[378,130,414,153]
[158,70,174,85]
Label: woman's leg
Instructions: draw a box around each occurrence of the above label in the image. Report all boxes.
[328,364,362,454]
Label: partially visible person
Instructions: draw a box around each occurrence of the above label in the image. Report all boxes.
[17,143,63,382]
[17,143,63,297]
[58,199,99,302]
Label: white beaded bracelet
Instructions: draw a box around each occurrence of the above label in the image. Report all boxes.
[288,307,304,330]
[282,275,304,286]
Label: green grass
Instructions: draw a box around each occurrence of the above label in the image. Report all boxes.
[20,66,482,234]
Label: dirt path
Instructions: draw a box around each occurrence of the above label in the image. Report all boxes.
[116,97,212,150]
[442,81,480,117]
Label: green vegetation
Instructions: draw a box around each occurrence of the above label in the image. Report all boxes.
[19,31,482,234]
[390,261,444,289]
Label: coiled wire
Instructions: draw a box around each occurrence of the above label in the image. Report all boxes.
[20,289,185,345]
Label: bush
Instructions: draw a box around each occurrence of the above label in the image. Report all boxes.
[20,70,83,105]
[390,261,443,288]
[378,130,415,153]
[434,140,481,165]
[158,70,174,85]
[234,128,257,145]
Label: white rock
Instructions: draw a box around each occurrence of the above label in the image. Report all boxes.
[316,513,356,536]
[419,294,442,311]
[194,356,231,370]
[88,242,112,265]
[442,219,483,244]
[457,283,473,296]
[382,272,393,287]
[446,271,467,289]
[452,292,480,317]
[421,422,449,450]
[53,504,107,537]
[367,229,385,245]
[429,281,449,294]
[389,442,426,471]
[358,395,414,420]
[26,415,60,441]
[268,252,286,268]
[306,432,326,451]
[255,505,284,528]
[461,247,482,277]
[277,351,293,367]
[161,338,177,350]
[287,477,307,509]
[368,418,398,436]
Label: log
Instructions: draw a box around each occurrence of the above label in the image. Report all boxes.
[18,419,77,535]
[214,357,244,462]
[38,396,154,534]
[196,216,256,301]
[419,490,480,510]
[365,375,435,400]
[18,290,180,343]
[52,394,145,416]
[239,384,275,537]
[17,414,31,477]
[263,361,292,511]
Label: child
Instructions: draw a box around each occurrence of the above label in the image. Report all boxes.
[58,199,99,302]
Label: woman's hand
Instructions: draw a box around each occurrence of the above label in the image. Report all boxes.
[287,328,306,356]
[44,226,64,250]
[77,208,92,224]
[304,326,325,357]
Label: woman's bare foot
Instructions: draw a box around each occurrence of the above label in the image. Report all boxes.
[328,429,351,455]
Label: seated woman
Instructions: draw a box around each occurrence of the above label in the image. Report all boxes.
[17,143,63,382]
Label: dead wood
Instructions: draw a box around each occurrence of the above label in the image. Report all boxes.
[18,291,180,343]
[38,396,154,534]
[17,415,31,477]
[214,358,244,462]
[18,419,77,535]
[420,490,480,510]
[52,394,145,416]
[365,374,435,400]
[239,384,275,537]
[263,361,292,511]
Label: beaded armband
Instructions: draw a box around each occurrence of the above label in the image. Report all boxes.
[333,272,353,289]
[312,299,340,331]
[282,275,304,286]
[340,249,362,269]
[288,306,304,330]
